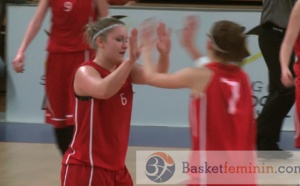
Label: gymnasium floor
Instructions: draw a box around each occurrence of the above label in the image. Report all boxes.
[0,121,300,186]
[0,142,183,186]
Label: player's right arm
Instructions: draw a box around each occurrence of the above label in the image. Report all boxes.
[74,29,139,99]
[12,0,49,73]
[141,21,212,96]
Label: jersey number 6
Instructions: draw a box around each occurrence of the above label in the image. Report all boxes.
[120,93,127,106]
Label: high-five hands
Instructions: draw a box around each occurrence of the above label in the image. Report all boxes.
[156,22,171,55]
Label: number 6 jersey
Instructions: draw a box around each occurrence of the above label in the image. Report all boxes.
[63,61,133,171]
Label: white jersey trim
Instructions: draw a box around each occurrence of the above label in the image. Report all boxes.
[295,106,300,140]
[88,99,95,186]
[199,93,207,185]
[63,97,79,186]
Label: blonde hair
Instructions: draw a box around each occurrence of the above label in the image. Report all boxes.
[85,17,125,49]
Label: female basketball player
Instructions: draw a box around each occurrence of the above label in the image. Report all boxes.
[12,0,108,155]
[141,16,257,185]
[280,0,300,147]
[61,17,171,186]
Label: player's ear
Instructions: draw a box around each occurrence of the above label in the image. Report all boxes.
[207,40,213,50]
[95,37,105,49]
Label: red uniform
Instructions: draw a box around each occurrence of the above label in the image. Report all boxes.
[48,0,97,52]
[61,61,134,185]
[45,0,97,127]
[293,34,300,147]
[188,62,256,186]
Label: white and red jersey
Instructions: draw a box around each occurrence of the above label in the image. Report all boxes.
[47,0,97,52]
[189,62,256,151]
[188,62,257,185]
[295,34,300,62]
[63,61,133,171]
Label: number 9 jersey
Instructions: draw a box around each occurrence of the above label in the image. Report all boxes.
[48,0,97,52]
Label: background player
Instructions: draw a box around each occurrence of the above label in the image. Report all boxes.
[280,0,300,148]
[11,0,108,155]
[255,0,296,151]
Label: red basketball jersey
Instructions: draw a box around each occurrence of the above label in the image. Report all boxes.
[293,34,300,147]
[294,34,300,62]
[47,0,97,52]
[63,61,133,171]
[188,62,257,185]
[189,62,256,151]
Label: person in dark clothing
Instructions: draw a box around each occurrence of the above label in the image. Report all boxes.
[255,0,296,151]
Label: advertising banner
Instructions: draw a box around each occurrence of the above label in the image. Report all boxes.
[6,5,294,130]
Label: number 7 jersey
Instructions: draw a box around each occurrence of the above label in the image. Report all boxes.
[189,62,256,151]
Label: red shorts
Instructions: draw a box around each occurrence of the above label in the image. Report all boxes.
[45,50,94,128]
[61,164,133,186]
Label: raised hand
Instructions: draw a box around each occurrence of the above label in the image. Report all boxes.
[180,15,202,60]
[140,18,157,75]
[156,22,171,55]
[140,18,157,51]
[180,15,199,49]
[126,28,139,64]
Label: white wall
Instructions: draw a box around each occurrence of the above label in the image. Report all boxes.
[6,5,295,130]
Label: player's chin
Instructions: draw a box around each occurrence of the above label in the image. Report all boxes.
[114,57,124,64]
[118,55,126,62]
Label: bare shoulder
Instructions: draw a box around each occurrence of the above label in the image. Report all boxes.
[175,66,213,84]
[79,65,98,73]
[75,65,101,80]
[189,67,214,97]
[189,66,213,79]
[74,65,102,96]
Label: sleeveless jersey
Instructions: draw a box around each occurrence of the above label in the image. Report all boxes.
[189,62,256,151]
[188,63,257,185]
[47,0,97,52]
[63,61,133,171]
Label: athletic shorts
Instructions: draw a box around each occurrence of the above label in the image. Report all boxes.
[61,164,133,186]
[45,50,94,128]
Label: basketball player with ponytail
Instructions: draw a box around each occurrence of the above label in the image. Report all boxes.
[61,17,171,185]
